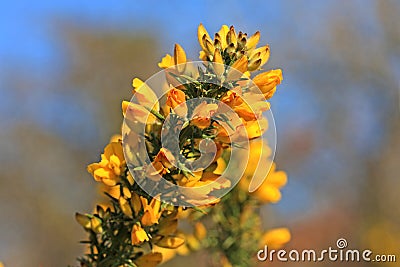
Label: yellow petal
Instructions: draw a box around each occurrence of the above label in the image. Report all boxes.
[119,197,133,218]
[227,56,248,80]
[126,172,135,186]
[152,245,177,263]
[247,58,262,71]
[194,222,207,240]
[93,168,115,181]
[199,50,208,61]
[226,26,237,47]
[247,31,260,50]
[125,103,157,124]
[217,25,229,49]
[131,224,149,245]
[90,217,103,234]
[261,228,291,249]
[197,23,211,51]
[131,192,142,216]
[254,185,281,203]
[122,100,129,116]
[213,49,224,76]
[174,43,187,73]
[104,142,124,163]
[122,186,132,198]
[185,234,201,250]
[75,213,91,229]
[203,35,215,55]
[107,185,121,199]
[260,45,270,66]
[252,69,283,97]
[268,170,287,188]
[158,53,173,69]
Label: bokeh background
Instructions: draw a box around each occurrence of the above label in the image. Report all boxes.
[0,1,399,266]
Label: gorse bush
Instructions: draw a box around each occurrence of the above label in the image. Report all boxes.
[75,24,289,267]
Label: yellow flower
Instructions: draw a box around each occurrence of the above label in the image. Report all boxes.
[0,262,4,267]
[227,55,248,80]
[197,23,212,52]
[221,91,269,122]
[119,197,133,218]
[75,212,91,230]
[213,49,225,76]
[260,228,291,249]
[191,102,218,129]
[252,69,283,99]
[197,24,268,71]
[152,245,177,263]
[132,78,160,112]
[75,213,103,233]
[131,192,142,217]
[87,141,125,186]
[140,197,162,226]
[251,163,287,203]
[165,87,187,117]
[180,174,231,206]
[248,45,270,70]
[146,148,175,181]
[194,222,207,240]
[244,117,268,140]
[90,217,103,234]
[106,184,131,199]
[122,78,161,124]
[140,196,163,226]
[246,31,260,50]
[158,44,187,72]
[131,224,149,245]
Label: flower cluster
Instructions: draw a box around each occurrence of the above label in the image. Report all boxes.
[76,24,289,267]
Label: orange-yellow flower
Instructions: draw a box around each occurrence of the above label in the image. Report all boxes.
[246,31,260,50]
[220,89,269,122]
[191,102,218,129]
[119,197,133,218]
[140,196,162,226]
[146,148,175,181]
[158,44,187,72]
[260,228,291,249]
[132,78,160,112]
[248,45,270,70]
[252,69,283,99]
[87,141,125,186]
[131,224,149,245]
[251,163,287,203]
[180,173,231,206]
[122,78,160,124]
[165,87,187,117]
[244,117,268,140]
[194,222,207,240]
[75,213,103,233]
[213,49,225,76]
[227,56,248,80]
[107,184,132,199]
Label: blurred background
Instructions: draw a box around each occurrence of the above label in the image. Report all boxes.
[0,0,399,266]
